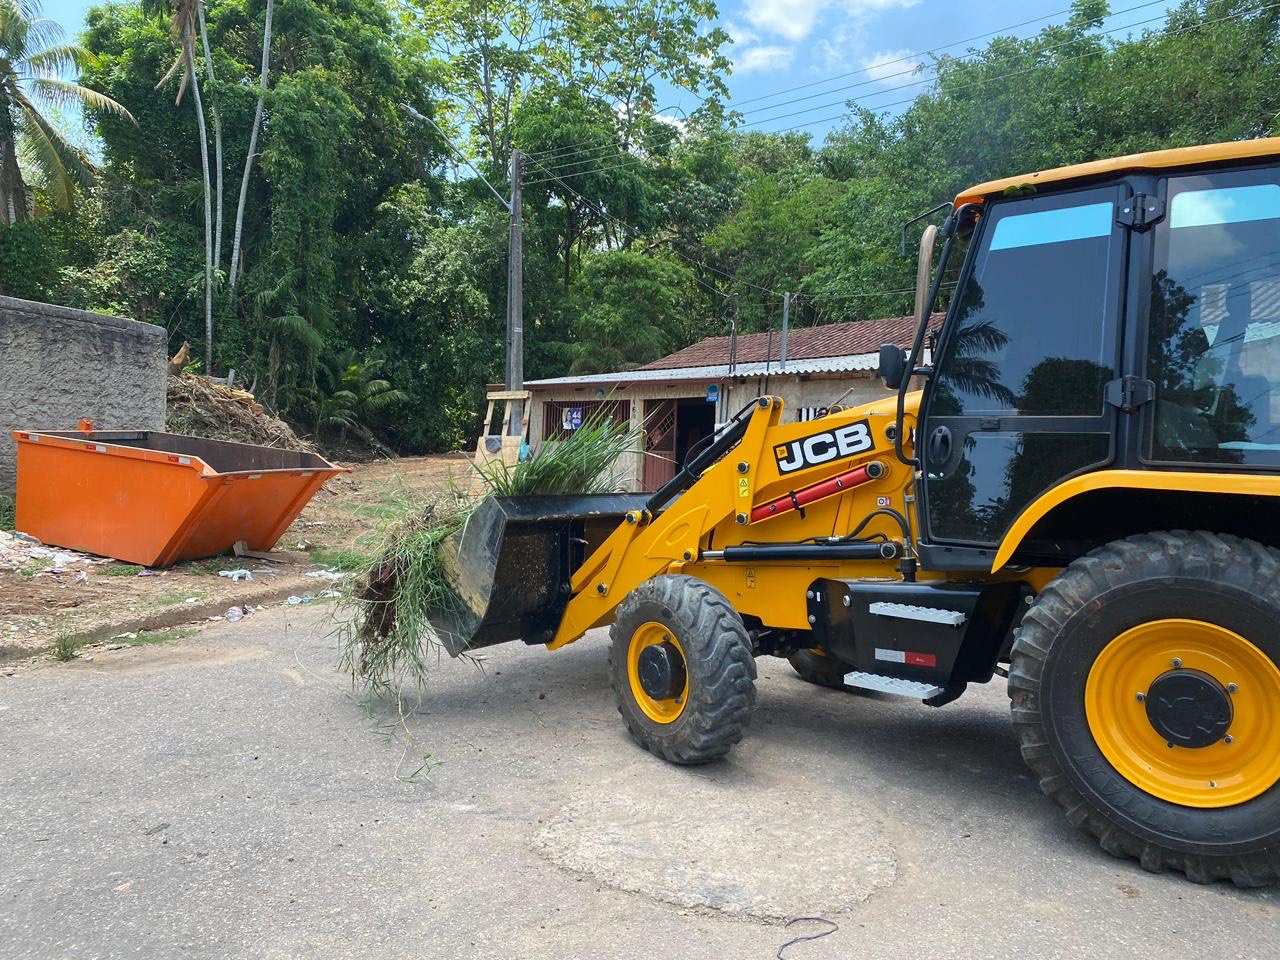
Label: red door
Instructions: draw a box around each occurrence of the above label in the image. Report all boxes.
[642,399,677,491]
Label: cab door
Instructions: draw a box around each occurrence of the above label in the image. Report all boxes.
[918,185,1128,552]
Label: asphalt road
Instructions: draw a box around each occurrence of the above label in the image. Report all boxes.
[2,606,1277,959]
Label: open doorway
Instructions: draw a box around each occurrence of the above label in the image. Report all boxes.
[675,398,715,466]
[641,396,719,492]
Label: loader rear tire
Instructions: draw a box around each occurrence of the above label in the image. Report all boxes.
[609,575,756,765]
[1010,531,1280,887]
[788,649,851,689]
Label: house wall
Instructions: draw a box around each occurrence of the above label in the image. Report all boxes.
[0,296,167,497]
[527,370,893,491]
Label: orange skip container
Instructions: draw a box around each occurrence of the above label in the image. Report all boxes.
[12,429,346,567]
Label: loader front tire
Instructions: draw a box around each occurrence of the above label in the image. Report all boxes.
[1010,532,1280,887]
[609,575,756,765]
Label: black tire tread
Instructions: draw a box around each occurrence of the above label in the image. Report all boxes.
[1009,530,1280,887]
[608,575,757,764]
[787,649,850,689]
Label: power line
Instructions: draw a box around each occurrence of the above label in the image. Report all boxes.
[526,2,1186,182]
[753,0,1280,134]
[524,153,763,299]
[403,104,511,210]
[522,0,1274,186]
[737,2,1190,129]
[734,0,1173,122]
[523,153,936,310]
[523,0,1173,170]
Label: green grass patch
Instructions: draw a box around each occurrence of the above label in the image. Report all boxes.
[101,563,145,577]
[0,494,14,531]
[150,588,205,608]
[306,545,370,572]
[54,634,80,662]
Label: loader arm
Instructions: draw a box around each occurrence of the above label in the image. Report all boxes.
[548,392,914,649]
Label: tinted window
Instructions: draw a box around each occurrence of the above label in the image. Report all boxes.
[928,432,1111,544]
[931,190,1120,416]
[1148,171,1280,465]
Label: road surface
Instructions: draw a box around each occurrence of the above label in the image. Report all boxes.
[2,606,1276,958]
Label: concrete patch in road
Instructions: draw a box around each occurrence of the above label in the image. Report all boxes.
[532,763,896,921]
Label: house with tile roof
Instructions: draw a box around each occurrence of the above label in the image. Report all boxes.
[523,313,942,492]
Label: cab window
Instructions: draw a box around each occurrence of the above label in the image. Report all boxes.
[1148,171,1280,465]
[930,189,1121,417]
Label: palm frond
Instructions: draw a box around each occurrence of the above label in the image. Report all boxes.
[364,387,409,410]
[21,42,93,77]
[26,76,135,122]
[15,92,93,207]
[269,313,325,354]
[19,15,61,52]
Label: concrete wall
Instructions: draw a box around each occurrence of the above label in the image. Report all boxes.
[527,370,893,492]
[0,296,167,496]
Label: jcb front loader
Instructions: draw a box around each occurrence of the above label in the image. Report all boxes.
[436,137,1280,886]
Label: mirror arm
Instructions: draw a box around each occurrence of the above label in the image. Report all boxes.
[894,225,957,469]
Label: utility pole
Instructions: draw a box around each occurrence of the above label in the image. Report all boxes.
[505,149,524,436]
[780,292,790,371]
[728,294,739,377]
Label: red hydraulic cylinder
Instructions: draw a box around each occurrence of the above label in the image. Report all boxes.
[750,460,886,524]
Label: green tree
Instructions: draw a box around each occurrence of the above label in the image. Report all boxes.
[568,250,693,372]
[0,0,130,222]
[403,0,730,176]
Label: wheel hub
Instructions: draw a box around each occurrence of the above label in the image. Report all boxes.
[1085,618,1280,807]
[637,640,687,701]
[1145,669,1233,748]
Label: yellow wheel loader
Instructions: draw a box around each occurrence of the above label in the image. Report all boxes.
[433,137,1280,886]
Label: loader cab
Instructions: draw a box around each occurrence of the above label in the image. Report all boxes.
[908,156,1280,568]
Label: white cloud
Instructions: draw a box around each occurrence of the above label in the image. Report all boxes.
[735,44,796,74]
[725,19,760,47]
[846,0,919,13]
[741,0,918,42]
[742,0,825,41]
[860,48,921,85]
[651,113,689,136]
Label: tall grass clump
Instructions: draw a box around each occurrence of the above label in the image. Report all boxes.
[341,410,639,693]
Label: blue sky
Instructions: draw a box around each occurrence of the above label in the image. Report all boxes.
[42,0,1174,142]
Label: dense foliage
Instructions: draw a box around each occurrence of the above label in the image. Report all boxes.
[0,0,1277,450]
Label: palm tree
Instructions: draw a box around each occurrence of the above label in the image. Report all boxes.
[0,0,132,223]
[228,0,272,292]
[148,0,215,373]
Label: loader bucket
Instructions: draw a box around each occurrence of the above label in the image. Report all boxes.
[433,493,648,656]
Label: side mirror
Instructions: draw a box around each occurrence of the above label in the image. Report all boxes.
[878,344,908,390]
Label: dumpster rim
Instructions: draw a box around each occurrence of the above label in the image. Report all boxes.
[12,429,349,478]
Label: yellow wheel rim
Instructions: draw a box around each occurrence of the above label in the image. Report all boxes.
[627,621,689,724]
[1085,618,1280,808]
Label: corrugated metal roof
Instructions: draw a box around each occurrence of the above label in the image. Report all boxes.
[641,313,943,370]
[525,352,882,389]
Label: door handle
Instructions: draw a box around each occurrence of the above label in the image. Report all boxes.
[927,425,953,467]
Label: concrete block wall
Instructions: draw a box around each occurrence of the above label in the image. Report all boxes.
[0,296,167,497]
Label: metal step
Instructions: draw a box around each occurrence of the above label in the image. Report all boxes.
[842,671,945,700]
[868,601,966,627]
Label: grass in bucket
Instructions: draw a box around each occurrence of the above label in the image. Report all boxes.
[339,409,638,694]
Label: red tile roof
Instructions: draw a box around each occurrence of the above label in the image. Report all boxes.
[641,313,945,371]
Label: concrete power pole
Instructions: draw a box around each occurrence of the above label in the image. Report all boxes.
[505,149,524,436]
[780,292,790,371]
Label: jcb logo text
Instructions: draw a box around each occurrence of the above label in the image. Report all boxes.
[774,420,873,475]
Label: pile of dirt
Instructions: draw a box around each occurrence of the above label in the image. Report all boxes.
[166,373,316,453]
